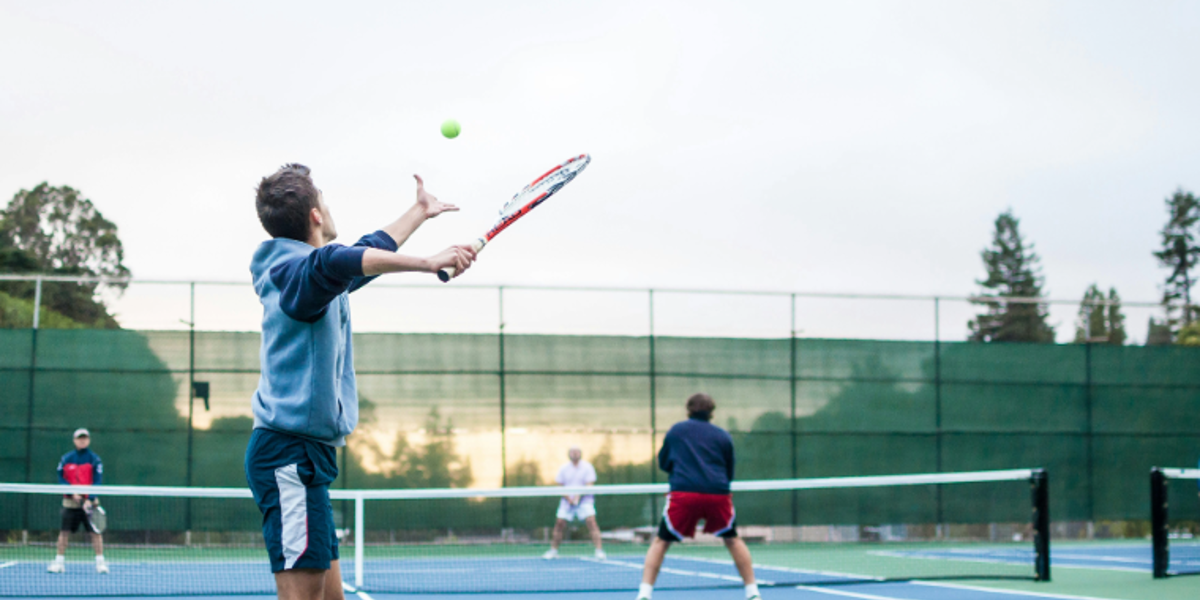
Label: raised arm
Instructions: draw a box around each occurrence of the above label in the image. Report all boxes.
[360,175,474,279]
[378,175,459,248]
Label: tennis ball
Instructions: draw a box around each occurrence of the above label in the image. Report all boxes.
[441,119,461,139]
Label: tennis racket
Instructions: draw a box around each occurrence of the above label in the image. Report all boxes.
[84,502,107,534]
[438,154,591,282]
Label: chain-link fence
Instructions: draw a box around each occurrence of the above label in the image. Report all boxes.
[1,275,1197,530]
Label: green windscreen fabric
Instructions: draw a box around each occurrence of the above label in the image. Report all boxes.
[1,329,1199,526]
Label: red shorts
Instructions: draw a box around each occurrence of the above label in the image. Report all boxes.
[659,491,737,541]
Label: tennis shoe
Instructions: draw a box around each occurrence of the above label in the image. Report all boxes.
[594,549,607,560]
[541,548,558,560]
[47,561,64,573]
[96,561,109,574]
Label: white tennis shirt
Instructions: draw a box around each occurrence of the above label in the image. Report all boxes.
[556,460,598,504]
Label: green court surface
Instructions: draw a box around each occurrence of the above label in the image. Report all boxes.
[973,566,1200,600]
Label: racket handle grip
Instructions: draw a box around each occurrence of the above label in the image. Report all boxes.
[437,238,486,282]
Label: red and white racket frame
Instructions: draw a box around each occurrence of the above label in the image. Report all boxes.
[438,154,590,282]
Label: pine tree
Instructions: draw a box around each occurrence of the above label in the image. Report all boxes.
[1146,317,1174,346]
[1153,188,1200,334]
[1073,284,1126,345]
[968,210,1055,343]
[1107,288,1127,346]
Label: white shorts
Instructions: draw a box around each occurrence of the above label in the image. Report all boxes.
[556,499,596,522]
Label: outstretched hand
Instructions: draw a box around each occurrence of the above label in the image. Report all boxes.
[414,174,459,219]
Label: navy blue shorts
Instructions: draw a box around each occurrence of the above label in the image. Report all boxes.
[245,428,340,572]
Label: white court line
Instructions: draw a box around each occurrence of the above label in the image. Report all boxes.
[914,581,1118,600]
[341,580,375,600]
[671,554,880,582]
[581,556,764,585]
[793,586,902,600]
[870,549,1149,574]
[0,562,16,569]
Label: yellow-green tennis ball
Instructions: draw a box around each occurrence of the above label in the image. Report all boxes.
[441,119,461,139]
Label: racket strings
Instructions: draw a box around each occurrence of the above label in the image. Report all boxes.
[499,156,590,217]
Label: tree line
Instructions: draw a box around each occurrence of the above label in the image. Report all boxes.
[968,189,1199,345]
[1,183,1198,345]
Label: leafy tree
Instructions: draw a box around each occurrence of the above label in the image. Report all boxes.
[1153,188,1200,333]
[1177,322,1200,347]
[968,210,1055,343]
[0,184,130,328]
[347,406,473,489]
[507,458,543,486]
[1073,285,1127,345]
[0,291,86,329]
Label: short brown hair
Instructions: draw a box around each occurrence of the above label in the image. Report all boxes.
[255,163,319,241]
[686,393,716,421]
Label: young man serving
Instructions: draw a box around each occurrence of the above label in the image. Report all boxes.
[245,164,475,600]
[636,394,759,600]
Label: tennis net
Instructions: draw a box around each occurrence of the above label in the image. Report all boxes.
[0,469,1048,596]
[1151,467,1200,578]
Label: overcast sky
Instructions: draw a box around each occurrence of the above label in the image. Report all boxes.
[2,1,1197,341]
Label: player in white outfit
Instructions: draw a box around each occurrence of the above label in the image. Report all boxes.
[542,446,605,560]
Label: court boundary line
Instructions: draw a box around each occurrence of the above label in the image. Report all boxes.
[668,554,880,582]
[341,580,374,600]
[793,586,901,600]
[913,581,1117,600]
[871,546,1161,574]
[0,562,15,570]
[580,556,768,585]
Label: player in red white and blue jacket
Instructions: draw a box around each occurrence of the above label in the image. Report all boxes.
[48,428,107,574]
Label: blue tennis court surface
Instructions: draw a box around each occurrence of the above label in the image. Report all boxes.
[5,551,1124,600]
[13,585,1114,600]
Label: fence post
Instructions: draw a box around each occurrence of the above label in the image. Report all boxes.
[934,297,943,531]
[354,494,365,588]
[31,275,42,330]
[1085,341,1095,525]
[22,276,42,533]
[790,293,798,525]
[498,286,507,528]
[649,289,656,485]
[183,282,196,536]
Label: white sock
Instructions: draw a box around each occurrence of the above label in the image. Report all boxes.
[53,555,64,563]
[638,582,654,598]
[745,583,759,598]
[95,555,105,563]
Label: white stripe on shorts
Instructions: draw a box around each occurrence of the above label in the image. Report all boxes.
[275,464,308,569]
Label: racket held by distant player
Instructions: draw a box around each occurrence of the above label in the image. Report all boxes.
[84,501,107,534]
[438,154,591,282]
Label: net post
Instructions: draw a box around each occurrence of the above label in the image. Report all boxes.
[1031,468,1050,582]
[1151,467,1169,579]
[354,493,365,588]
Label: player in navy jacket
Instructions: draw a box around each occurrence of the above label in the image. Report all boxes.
[47,428,106,574]
[636,394,759,600]
[245,164,475,600]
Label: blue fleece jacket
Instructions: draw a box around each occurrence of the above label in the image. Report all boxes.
[658,417,736,494]
[249,231,398,447]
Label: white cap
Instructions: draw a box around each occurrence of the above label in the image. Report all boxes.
[73,428,90,439]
